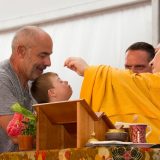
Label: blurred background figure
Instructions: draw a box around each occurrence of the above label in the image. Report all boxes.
[124,42,155,73]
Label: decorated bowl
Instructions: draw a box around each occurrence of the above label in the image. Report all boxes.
[105,129,128,141]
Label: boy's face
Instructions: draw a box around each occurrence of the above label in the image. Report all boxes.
[49,75,72,101]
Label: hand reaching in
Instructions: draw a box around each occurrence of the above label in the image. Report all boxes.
[64,57,89,76]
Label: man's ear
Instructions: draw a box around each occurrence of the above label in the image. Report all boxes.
[48,88,56,98]
[17,45,26,58]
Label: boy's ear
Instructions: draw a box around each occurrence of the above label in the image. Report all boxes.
[48,88,56,98]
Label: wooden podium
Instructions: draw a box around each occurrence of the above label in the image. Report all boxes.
[34,99,114,150]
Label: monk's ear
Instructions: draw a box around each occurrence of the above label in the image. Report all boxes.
[17,45,26,58]
[48,88,56,98]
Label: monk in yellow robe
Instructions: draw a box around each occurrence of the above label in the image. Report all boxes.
[64,51,160,143]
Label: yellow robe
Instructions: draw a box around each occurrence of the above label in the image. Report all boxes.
[80,65,160,143]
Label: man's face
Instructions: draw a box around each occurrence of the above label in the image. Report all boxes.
[125,50,152,73]
[23,36,53,81]
[150,51,160,73]
[51,75,72,101]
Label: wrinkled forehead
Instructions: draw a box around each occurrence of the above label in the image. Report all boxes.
[152,50,160,63]
[155,50,160,56]
[156,43,160,48]
[155,43,160,53]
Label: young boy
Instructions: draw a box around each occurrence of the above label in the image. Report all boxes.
[7,72,72,137]
[31,72,72,103]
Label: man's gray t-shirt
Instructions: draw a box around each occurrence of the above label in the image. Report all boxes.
[0,59,34,152]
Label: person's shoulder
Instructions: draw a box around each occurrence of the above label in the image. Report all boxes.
[0,59,10,72]
[138,72,160,88]
[0,59,13,81]
[109,66,130,75]
[140,72,160,78]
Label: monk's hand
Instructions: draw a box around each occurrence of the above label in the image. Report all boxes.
[64,57,89,76]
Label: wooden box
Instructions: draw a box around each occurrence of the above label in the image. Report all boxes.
[33,99,114,150]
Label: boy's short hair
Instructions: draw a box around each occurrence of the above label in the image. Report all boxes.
[31,72,57,103]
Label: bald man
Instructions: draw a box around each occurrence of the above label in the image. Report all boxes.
[0,26,53,152]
